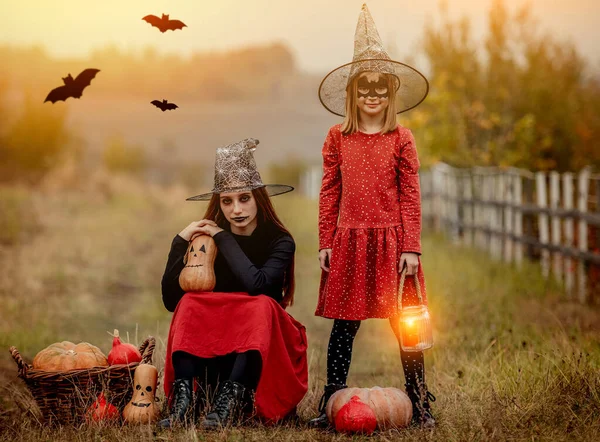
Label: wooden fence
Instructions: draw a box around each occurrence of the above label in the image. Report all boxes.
[420,163,600,303]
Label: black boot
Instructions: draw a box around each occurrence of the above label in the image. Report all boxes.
[307,383,347,429]
[157,378,194,428]
[405,382,436,428]
[200,380,246,429]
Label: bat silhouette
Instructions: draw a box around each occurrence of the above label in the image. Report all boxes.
[44,69,100,103]
[151,99,179,112]
[142,14,187,33]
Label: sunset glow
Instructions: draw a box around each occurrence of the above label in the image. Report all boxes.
[5,0,599,72]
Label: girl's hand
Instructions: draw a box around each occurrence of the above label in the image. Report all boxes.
[178,220,223,241]
[399,252,419,276]
[319,248,332,272]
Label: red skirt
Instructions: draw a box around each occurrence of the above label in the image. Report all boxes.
[163,292,308,422]
[316,226,427,320]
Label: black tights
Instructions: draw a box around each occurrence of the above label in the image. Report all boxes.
[173,350,262,392]
[326,319,425,387]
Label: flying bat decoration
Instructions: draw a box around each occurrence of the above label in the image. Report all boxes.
[142,14,187,33]
[151,99,179,112]
[44,69,100,103]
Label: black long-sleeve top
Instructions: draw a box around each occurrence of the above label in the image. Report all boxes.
[161,222,295,312]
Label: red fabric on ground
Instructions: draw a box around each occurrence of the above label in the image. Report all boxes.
[163,292,308,422]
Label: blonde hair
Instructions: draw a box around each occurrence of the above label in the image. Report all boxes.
[341,73,399,135]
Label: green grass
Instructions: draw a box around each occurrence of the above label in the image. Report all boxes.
[1,179,599,441]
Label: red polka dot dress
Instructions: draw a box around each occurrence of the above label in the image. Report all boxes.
[316,124,427,320]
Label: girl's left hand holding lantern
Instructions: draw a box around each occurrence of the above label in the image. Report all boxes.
[178,220,224,241]
[399,252,419,276]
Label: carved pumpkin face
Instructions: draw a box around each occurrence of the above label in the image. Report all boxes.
[179,234,217,292]
[184,239,209,269]
[132,381,154,406]
[123,364,160,423]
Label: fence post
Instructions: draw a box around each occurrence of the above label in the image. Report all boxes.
[536,172,550,278]
[513,172,523,268]
[577,167,591,302]
[464,170,474,247]
[504,171,514,264]
[473,169,483,249]
[550,171,562,283]
[563,172,575,298]
[449,167,459,243]
[491,172,502,260]
[482,171,492,254]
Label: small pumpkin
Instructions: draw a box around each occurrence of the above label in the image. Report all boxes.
[107,329,142,365]
[32,341,108,371]
[87,392,120,423]
[179,234,217,292]
[327,387,413,430]
[123,364,160,424]
[334,395,377,434]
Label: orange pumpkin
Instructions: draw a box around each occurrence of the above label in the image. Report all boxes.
[32,341,108,371]
[123,364,160,424]
[179,234,217,292]
[326,387,413,430]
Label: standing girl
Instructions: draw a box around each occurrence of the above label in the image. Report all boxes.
[309,4,435,428]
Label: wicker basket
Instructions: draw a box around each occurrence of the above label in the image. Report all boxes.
[9,337,155,426]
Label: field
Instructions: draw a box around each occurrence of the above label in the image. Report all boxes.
[1,174,599,441]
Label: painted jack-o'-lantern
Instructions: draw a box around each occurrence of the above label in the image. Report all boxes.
[122,364,160,424]
[179,234,217,292]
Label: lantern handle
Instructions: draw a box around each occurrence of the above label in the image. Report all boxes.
[397,265,424,312]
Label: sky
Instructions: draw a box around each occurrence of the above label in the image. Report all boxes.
[4,0,600,73]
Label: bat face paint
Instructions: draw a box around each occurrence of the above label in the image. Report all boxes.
[357,77,389,99]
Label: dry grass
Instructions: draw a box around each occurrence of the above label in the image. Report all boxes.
[1,174,599,441]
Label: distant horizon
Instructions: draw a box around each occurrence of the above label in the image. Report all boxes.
[5,0,600,74]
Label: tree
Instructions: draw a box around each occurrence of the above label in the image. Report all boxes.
[403,0,600,172]
[0,93,71,183]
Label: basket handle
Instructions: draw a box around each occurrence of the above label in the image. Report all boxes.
[9,346,31,378]
[138,336,155,364]
[397,266,424,311]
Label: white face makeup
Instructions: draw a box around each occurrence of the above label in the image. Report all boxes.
[356,72,390,117]
[220,191,258,235]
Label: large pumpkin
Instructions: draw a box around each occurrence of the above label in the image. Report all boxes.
[326,387,413,430]
[32,341,108,371]
[179,234,217,292]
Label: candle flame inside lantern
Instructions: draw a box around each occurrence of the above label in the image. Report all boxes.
[399,305,433,352]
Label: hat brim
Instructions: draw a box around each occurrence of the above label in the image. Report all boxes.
[318,59,429,117]
[186,184,294,201]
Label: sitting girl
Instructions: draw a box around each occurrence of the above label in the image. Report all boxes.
[159,138,308,429]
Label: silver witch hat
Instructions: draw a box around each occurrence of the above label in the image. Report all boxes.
[186,138,294,201]
[318,3,429,117]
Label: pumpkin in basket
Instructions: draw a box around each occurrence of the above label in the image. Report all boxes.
[179,234,217,292]
[123,364,160,424]
[326,386,413,430]
[86,392,120,423]
[107,329,142,365]
[32,341,108,371]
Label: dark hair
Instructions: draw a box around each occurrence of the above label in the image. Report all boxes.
[203,187,296,307]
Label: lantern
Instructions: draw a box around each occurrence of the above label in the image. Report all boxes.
[398,269,433,352]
